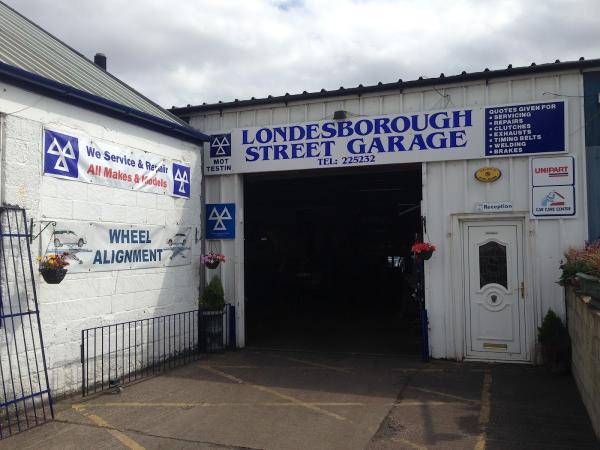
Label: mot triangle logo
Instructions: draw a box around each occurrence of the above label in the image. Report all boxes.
[43,129,79,179]
[47,138,76,172]
[206,203,235,239]
[210,134,231,157]
[174,168,189,193]
[208,205,232,231]
[172,163,191,198]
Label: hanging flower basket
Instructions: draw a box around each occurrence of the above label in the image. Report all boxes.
[205,260,220,269]
[40,267,68,284]
[202,252,225,269]
[37,252,70,284]
[411,242,436,261]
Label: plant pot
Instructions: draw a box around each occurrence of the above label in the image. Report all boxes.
[416,250,434,261]
[40,268,67,284]
[540,343,570,374]
[576,272,600,299]
[205,260,220,269]
[199,307,224,353]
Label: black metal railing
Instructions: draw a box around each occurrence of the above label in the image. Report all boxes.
[0,207,54,439]
[81,306,235,396]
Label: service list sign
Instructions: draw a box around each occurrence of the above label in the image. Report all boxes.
[43,129,191,198]
[205,100,567,175]
[485,102,566,156]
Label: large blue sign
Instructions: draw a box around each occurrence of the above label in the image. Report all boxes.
[206,203,235,240]
[44,129,80,178]
[485,101,565,156]
[204,100,567,176]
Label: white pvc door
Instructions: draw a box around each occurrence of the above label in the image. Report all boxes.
[463,221,527,361]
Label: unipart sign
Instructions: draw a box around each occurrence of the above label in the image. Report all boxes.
[530,155,576,219]
[531,156,574,186]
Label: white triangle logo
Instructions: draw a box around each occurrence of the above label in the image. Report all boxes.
[47,138,76,172]
[211,135,230,156]
[174,168,189,193]
[208,206,232,231]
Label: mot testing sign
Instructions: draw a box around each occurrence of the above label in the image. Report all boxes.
[205,203,236,240]
[43,222,191,273]
[530,155,576,219]
[43,129,191,198]
[205,100,567,175]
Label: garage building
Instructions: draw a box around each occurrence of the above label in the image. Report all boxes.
[173,59,600,362]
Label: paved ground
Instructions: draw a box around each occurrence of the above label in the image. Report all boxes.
[0,349,597,449]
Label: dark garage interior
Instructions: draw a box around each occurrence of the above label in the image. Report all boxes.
[244,165,423,355]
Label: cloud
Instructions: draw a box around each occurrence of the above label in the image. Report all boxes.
[4,0,600,109]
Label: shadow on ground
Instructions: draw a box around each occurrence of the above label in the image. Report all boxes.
[0,350,597,450]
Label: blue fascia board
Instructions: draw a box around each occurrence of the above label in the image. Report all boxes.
[0,61,209,144]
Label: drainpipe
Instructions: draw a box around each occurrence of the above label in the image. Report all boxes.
[199,141,207,303]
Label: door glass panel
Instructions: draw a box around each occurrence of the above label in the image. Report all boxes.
[479,241,507,288]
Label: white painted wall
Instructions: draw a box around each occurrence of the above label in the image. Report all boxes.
[0,82,202,396]
[188,68,588,360]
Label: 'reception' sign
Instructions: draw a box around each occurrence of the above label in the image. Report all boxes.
[43,129,191,198]
[205,100,567,175]
[42,222,192,272]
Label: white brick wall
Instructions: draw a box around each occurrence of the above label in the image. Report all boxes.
[0,83,202,397]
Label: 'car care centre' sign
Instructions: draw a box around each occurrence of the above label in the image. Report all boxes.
[205,100,567,175]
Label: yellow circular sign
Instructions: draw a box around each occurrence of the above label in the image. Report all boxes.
[475,167,501,182]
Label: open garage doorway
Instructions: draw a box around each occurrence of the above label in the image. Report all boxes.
[244,165,423,355]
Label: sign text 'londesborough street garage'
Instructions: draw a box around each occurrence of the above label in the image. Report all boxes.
[205,100,567,175]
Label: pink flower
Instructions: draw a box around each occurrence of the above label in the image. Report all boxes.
[201,252,226,265]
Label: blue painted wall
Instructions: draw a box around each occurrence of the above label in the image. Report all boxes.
[584,72,600,240]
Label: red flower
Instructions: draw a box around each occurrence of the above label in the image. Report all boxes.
[411,242,436,254]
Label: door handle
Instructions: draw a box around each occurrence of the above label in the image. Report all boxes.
[520,282,524,299]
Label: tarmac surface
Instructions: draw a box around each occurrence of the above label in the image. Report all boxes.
[0,349,597,450]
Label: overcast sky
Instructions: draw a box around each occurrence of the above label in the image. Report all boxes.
[5,0,600,109]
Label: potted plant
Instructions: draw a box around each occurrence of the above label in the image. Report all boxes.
[201,252,226,269]
[37,252,70,284]
[411,242,436,261]
[558,242,597,287]
[199,276,226,352]
[538,309,570,373]
[558,241,600,308]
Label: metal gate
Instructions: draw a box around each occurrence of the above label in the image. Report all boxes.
[0,207,53,438]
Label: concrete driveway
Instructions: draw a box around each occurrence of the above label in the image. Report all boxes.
[0,349,597,449]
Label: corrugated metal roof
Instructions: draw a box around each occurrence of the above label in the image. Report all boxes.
[171,58,600,116]
[0,1,183,126]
